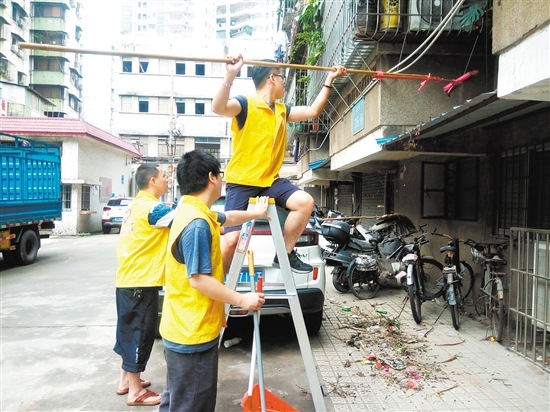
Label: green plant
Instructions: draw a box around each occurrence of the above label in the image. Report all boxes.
[459,0,488,27]
[290,0,325,65]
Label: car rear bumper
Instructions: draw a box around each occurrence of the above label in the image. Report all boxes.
[228,288,325,317]
[102,220,122,228]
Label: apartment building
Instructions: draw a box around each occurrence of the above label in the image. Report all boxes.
[107,0,286,199]
[0,0,84,117]
[282,0,549,369]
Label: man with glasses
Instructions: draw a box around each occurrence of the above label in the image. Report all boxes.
[213,55,346,274]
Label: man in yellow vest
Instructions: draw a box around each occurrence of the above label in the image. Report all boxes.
[114,163,176,406]
[212,55,346,274]
[159,150,267,411]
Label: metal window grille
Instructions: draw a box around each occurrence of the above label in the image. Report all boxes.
[509,227,550,373]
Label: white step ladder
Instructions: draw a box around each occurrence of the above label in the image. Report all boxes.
[224,198,326,411]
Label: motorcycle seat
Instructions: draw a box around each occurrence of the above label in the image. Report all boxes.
[349,238,376,252]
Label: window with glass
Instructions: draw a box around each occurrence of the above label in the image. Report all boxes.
[34,4,64,18]
[81,185,91,211]
[62,184,72,210]
[33,57,63,71]
[139,58,149,73]
[195,100,205,115]
[139,97,149,113]
[495,142,550,235]
[195,138,220,158]
[176,99,185,114]
[122,58,132,73]
[196,64,205,76]
[175,62,185,75]
[421,158,478,220]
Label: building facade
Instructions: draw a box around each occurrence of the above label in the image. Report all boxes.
[0,116,141,235]
[281,0,549,368]
[0,0,84,118]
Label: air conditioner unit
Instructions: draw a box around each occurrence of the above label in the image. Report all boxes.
[408,0,464,32]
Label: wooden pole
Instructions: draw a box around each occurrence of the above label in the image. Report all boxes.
[20,43,459,83]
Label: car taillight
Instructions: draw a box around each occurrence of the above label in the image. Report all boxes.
[103,206,111,211]
[312,267,319,280]
[296,230,318,247]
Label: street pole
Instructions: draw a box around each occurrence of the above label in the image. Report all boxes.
[168,71,174,203]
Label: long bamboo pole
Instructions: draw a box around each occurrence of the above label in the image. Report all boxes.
[19,43,476,87]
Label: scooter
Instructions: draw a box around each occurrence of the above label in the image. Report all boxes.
[325,213,416,299]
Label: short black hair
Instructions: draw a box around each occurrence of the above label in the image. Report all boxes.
[135,163,160,190]
[252,59,280,88]
[177,150,221,195]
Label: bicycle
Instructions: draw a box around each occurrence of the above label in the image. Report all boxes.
[429,229,476,329]
[463,238,509,342]
[392,224,444,324]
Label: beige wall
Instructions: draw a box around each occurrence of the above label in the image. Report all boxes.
[493,0,550,54]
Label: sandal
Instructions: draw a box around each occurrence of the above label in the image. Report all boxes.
[126,389,161,406]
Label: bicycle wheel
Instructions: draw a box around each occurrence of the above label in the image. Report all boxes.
[450,283,462,330]
[460,261,475,300]
[420,257,445,300]
[489,283,505,341]
[348,263,380,300]
[408,266,422,324]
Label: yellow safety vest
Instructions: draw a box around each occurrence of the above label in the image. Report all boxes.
[116,191,169,287]
[160,196,225,345]
[226,94,287,187]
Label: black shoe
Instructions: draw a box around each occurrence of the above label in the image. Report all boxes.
[273,250,313,274]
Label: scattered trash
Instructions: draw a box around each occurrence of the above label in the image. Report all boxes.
[342,306,351,312]
[375,308,388,314]
[406,380,417,389]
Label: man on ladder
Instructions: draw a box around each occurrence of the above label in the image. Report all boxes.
[212,54,347,275]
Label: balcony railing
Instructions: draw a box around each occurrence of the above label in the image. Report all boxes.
[301,0,481,106]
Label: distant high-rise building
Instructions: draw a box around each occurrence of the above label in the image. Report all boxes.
[1,0,84,117]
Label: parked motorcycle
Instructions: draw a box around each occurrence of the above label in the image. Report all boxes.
[323,212,416,299]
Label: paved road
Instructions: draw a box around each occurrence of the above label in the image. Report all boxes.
[2,234,549,412]
[1,234,323,412]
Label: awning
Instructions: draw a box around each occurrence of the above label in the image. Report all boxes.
[309,158,330,169]
[379,92,550,146]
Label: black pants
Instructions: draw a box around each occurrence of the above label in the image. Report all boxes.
[113,287,159,373]
[159,344,219,412]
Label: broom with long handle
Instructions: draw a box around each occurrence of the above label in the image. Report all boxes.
[19,43,477,92]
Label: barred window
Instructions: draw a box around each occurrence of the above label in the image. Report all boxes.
[495,142,550,235]
[81,185,91,211]
[421,157,478,220]
[62,184,72,211]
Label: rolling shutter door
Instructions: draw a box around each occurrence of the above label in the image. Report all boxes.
[336,183,354,216]
[361,173,386,228]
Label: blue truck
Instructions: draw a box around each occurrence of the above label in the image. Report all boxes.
[1,133,62,265]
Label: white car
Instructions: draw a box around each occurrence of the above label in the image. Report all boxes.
[157,197,326,336]
[101,197,133,234]
[214,198,326,334]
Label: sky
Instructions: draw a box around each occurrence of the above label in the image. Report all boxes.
[80,0,122,132]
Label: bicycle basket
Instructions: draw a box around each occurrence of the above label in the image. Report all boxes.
[470,247,485,265]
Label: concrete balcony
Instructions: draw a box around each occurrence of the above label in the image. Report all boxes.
[33,17,67,32]
[31,70,65,85]
[31,49,68,59]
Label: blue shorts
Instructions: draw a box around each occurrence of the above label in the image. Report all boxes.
[113,287,160,373]
[224,178,300,233]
